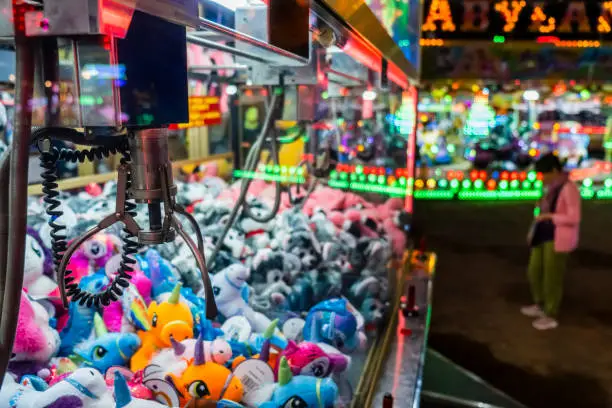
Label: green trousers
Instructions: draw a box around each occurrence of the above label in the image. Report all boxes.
[527,241,568,318]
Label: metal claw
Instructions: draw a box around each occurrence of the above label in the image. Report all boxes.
[174,205,205,254]
[160,164,176,241]
[172,215,218,320]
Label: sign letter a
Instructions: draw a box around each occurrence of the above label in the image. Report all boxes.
[422,0,456,32]
[558,2,592,33]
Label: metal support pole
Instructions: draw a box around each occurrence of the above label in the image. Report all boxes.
[0,33,36,380]
[0,150,9,320]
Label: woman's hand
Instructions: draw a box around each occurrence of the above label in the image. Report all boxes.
[535,213,553,222]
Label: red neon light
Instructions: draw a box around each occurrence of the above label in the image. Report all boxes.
[537,36,560,44]
[388,62,409,90]
[99,0,135,38]
[342,38,382,73]
[404,87,418,213]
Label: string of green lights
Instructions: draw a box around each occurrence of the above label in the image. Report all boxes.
[233,169,612,201]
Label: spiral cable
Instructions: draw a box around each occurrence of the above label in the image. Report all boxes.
[40,139,140,308]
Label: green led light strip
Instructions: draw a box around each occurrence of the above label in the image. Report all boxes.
[233,170,306,184]
[328,180,408,197]
[236,169,612,201]
[256,164,305,176]
[458,190,542,201]
[414,190,454,200]
[597,190,612,199]
[580,189,595,200]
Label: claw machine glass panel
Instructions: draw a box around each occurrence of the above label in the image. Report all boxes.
[9,1,422,408]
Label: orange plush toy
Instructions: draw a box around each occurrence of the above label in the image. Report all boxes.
[170,335,243,407]
[131,283,194,372]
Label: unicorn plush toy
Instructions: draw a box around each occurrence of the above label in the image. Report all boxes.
[255,357,338,408]
[169,335,243,407]
[303,298,365,354]
[280,341,349,378]
[103,254,152,333]
[206,264,273,333]
[144,336,232,382]
[0,368,114,408]
[72,314,141,374]
[9,291,60,378]
[131,283,194,372]
[23,227,56,299]
[58,272,108,357]
[0,368,165,408]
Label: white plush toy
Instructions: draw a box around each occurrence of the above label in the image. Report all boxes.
[0,368,113,408]
[145,337,232,380]
[0,368,165,408]
[203,264,273,333]
[23,228,57,299]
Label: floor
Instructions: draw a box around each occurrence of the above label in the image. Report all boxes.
[416,200,612,408]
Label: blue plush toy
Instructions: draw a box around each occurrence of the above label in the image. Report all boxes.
[258,357,338,408]
[138,249,178,298]
[303,298,363,353]
[59,272,108,356]
[72,314,140,374]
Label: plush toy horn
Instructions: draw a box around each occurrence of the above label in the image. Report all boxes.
[259,318,278,362]
[170,337,186,356]
[193,334,205,366]
[168,283,183,305]
[114,371,132,408]
[264,319,278,339]
[278,357,293,386]
[94,312,109,337]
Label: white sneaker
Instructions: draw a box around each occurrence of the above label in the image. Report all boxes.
[532,316,558,330]
[520,304,544,318]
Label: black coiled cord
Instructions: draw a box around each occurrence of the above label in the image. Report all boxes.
[40,139,140,308]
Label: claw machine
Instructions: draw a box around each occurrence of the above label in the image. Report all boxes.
[0,0,428,407]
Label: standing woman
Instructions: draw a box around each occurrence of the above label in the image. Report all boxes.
[521,153,581,330]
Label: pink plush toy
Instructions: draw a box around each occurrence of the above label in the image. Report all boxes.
[103,254,152,333]
[105,367,153,400]
[382,217,406,257]
[85,182,103,197]
[278,340,349,379]
[343,192,374,210]
[11,291,60,366]
[66,233,122,284]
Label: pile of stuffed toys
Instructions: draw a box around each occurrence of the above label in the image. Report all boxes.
[8,172,407,408]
